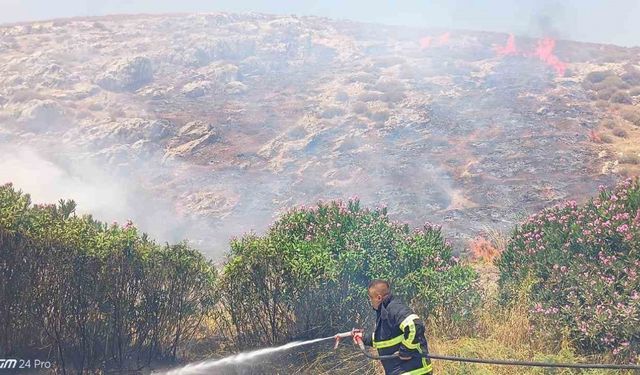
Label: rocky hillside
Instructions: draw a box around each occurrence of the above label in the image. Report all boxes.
[1,13,639,256]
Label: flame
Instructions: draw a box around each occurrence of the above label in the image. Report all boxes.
[437,32,450,45]
[419,36,432,49]
[419,32,450,49]
[533,38,566,76]
[494,34,518,56]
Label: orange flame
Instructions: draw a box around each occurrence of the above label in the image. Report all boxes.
[419,36,432,49]
[533,38,566,76]
[419,32,450,50]
[437,32,450,45]
[494,34,518,56]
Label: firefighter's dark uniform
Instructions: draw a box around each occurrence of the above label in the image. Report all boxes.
[362,294,432,375]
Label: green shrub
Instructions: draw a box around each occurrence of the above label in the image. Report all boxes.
[497,178,640,361]
[352,101,368,114]
[621,106,640,126]
[612,127,628,138]
[596,76,629,91]
[610,91,633,104]
[0,184,217,372]
[621,64,640,86]
[585,70,616,85]
[320,106,345,119]
[600,119,617,129]
[335,90,349,102]
[620,154,640,165]
[219,199,480,347]
[597,88,616,101]
[368,109,390,123]
[584,72,630,97]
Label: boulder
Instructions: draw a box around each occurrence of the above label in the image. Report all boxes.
[181,80,212,98]
[96,56,153,92]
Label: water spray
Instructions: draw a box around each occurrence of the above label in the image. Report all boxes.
[158,331,354,375]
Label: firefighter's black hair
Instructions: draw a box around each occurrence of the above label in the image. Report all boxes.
[368,279,390,295]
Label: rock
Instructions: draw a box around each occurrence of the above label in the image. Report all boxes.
[96,56,153,92]
[91,118,175,145]
[178,121,212,139]
[69,83,100,100]
[198,63,240,83]
[182,80,212,98]
[167,121,219,159]
[31,63,75,88]
[164,132,218,160]
[213,63,239,83]
[146,119,175,141]
[225,81,247,94]
[239,56,267,76]
[187,38,255,67]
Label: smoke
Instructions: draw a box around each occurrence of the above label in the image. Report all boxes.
[0,145,129,218]
[527,1,565,40]
[0,143,236,256]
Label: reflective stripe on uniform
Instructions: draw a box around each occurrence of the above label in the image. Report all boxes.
[372,333,404,348]
[399,314,420,331]
[397,348,433,375]
[399,314,420,350]
[414,341,433,374]
[398,313,432,374]
[400,363,433,375]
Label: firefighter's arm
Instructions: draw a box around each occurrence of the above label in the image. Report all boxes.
[397,314,424,359]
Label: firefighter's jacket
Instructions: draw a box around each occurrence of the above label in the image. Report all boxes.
[362,294,432,375]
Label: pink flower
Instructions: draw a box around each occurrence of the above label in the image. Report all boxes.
[616,224,629,234]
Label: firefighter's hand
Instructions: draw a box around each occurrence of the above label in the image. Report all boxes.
[351,328,364,344]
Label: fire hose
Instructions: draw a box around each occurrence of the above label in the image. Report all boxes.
[333,330,640,371]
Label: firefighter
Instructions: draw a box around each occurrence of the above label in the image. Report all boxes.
[353,279,433,375]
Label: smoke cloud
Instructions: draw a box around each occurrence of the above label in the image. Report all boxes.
[0,143,239,257]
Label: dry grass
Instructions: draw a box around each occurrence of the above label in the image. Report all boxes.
[594,100,610,109]
[288,349,379,374]
[620,153,640,165]
[469,235,503,264]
